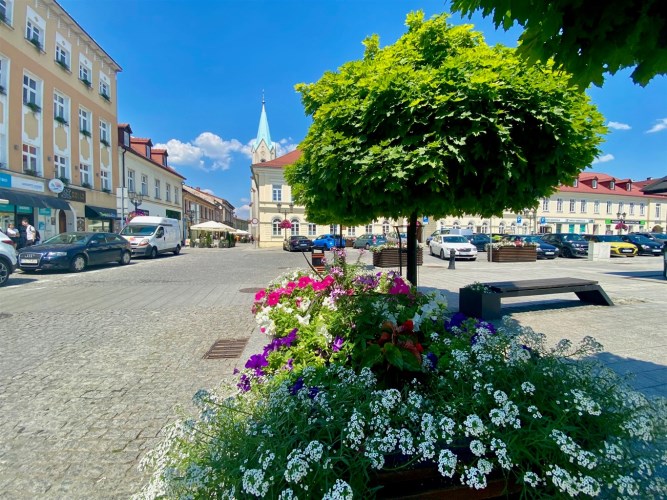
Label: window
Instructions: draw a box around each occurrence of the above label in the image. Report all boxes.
[80,163,91,186]
[542,198,549,211]
[174,187,180,205]
[573,179,578,187]
[629,202,635,216]
[154,179,161,199]
[141,175,148,195]
[22,73,39,106]
[347,226,356,236]
[593,200,600,214]
[569,199,576,212]
[592,179,598,189]
[272,184,282,202]
[53,92,68,123]
[79,55,92,86]
[580,200,587,213]
[145,144,151,157]
[79,108,90,134]
[291,219,300,235]
[0,57,6,89]
[127,170,135,193]
[1,0,14,24]
[272,218,281,237]
[640,203,645,216]
[618,202,624,214]
[22,144,39,174]
[166,183,171,202]
[308,223,317,236]
[54,154,68,180]
[100,169,110,191]
[365,224,372,233]
[626,182,632,191]
[609,180,615,190]
[26,20,42,48]
[606,201,612,214]
[99,120,109,145]
[556,198,563,212]
[99,80,109,100]
[656,204,661,219]
[55,44,69,69]
[382,221,390,235]
[329,224,338,234]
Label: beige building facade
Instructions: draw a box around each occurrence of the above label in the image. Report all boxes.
[0,0,122,237]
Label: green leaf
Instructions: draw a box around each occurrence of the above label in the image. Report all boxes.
[384,344,404,370]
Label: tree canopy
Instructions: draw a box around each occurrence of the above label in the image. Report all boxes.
[286,12,605,283]
[451,0,667,87]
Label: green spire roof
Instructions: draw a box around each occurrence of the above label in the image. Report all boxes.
[253,98,275,152]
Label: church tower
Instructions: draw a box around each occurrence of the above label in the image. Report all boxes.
[251,97,276,164]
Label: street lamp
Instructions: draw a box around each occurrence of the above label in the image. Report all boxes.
[523,208,537,234]
[129,191,143,213]
[616,212,627,234]
[276,201,294,241]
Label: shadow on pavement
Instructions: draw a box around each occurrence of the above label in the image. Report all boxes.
[590,352,667,399]
[604,270,665,281]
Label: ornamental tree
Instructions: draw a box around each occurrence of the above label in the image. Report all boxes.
[286,12,605,285]
[451,0,667,87]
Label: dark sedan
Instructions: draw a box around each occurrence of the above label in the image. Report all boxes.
[502,235,559,259]
[620,234,663,256]
[466,234,492,252]
[283,235,313,252]
[18,232,132,272]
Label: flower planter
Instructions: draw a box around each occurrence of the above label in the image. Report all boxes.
[373,247,423,268]
[488,246,537,262]
[459,287,501,319]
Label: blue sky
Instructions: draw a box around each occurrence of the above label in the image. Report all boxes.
[58,0,667,220]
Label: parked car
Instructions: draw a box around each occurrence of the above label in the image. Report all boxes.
[283,235,313,252]
[386,231,409,245]
[582,235,637,257]
[630,232,667,246]
[501,235,559,259]
[620,234,663,256]
[312,234,345,251]
[352,233,387,249]
[426,229,449,246]
[120,216,182,258]
[17,232,132,272]
[466,233,492,252]
[540,233,589,258]
[0,230,17,287]
[429,234,478,260]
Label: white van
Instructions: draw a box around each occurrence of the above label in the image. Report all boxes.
[120,216,181,258]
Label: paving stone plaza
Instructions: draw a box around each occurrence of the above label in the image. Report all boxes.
[0,245,665,498]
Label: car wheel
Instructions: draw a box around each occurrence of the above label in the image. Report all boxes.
[561,247,572,258]
[119,251,131,265]
[0,258,9,287]
[440,249,445,260]
[70,255,86,272]
[150,246,158,259]
[173,245,181,256]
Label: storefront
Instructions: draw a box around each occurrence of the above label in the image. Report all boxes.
[0,186,72,241]
[85,205,118,233]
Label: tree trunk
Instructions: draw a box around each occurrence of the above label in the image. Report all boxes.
[407,211,418,285]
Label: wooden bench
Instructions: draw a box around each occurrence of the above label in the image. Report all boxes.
[459,277,613,320]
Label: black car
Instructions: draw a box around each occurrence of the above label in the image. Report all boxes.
[630,232,667,246]
[18,232,132,272]
[502,235,559,259]
[620,234,663,256]
[466,234,492,251]
[283,235,314,252]
[540,233,588,258]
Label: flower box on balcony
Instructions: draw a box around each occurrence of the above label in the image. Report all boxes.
[488,245,537,262]
[373,247,423,268]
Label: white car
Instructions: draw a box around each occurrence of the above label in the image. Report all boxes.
[0,229,18,287]
[429,234,478,261]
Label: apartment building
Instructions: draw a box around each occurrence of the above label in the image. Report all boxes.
[0,0,122,236]
[116,124,185,230]
[182,184,235,240]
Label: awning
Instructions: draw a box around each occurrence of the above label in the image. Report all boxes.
[85,205,118,219]
[0,187,71,210]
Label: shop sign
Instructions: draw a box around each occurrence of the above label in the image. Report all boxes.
[58,186,86,203]
[48,178,65,193]
[251,218,259,225]
[13,177,45,192]
[606,219,644,225]
[0,172,10,188]
[38,208,51,215]
[545,218,594,223]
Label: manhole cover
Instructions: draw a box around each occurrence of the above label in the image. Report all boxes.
[203,339,249,359]
[0,313,12,319]
[239,287,265,294]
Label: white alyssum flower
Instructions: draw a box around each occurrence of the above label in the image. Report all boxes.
[521,381,536,395]
[242,468,269,496]
[322,479,353,500]
[570,389,602,416]
[523,471,542,487]
[470,439,486,457]
[437,449,457,478]
[344,410,365,450]
[463,414,486,437]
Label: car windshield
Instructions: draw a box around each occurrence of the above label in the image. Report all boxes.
[595,235,624,242]
[443,236,468,243]
[561,234,586,242]
[631,235,653,244]
[121,224,158,236]
[316,235,330,240]
[523,236,543,243]
[650,233,667,241]
[42,233,91,245]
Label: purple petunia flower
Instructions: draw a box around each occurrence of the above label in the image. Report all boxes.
[445,312,468,332]
[245,353,269,376]
[308,386,320,399]
[290,377,304,395]
[332,336,344,352]
[237,373,251,392]
[425,352,438,370]
[284,358,294,371]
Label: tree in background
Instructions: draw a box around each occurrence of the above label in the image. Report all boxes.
[286,12,605,285]
[451,0,666,87]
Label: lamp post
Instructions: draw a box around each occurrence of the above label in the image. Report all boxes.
[129,191,143,214]
[616,211,627,235]
[523,208,537,234]
[276,201,294,241]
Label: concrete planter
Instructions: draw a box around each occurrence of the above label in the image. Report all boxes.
[488,246,537,262]
[459,287,501,319]
[373,247,423,268]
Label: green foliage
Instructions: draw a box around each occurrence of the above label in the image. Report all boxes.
[451,0,667,87]
[287,12,605,230]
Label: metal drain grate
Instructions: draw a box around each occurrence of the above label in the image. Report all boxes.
[203,339,249,359]
[239,287,265,294]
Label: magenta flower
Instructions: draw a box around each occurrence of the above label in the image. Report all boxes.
[298,276,314,288]
[254,289,266,302]
[332,336,344,352]
[267,291,281,306]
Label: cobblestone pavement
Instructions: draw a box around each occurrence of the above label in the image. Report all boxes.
[1,245,665,498]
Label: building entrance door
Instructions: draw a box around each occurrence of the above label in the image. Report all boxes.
[59,210,67,233]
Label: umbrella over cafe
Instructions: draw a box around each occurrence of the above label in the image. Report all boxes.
[190,221,236,232]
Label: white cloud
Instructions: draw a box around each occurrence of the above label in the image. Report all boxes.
[240,197,250,203]
[276,138,299,157]
[193,132,248,171]
[157,139,205,167]
[592,153,615,164]
[235,204,250,219]
[646,118,667,133]
[607,121,631,130]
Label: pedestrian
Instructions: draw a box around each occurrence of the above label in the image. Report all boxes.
[22,218,37,247]
[6,223,19,247]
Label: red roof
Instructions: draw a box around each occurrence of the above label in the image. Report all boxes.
[558,171,661,198]
[253,149,302,168]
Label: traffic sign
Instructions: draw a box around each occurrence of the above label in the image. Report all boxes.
[540,216,546,224]
[516,216,523,225]
[422,216,429,223]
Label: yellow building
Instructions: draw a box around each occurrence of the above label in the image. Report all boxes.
[0,0,121,237]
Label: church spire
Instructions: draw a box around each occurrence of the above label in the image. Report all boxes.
[252,95,276,164]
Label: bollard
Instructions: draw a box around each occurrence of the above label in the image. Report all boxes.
[662,243,667,280]
[448,248,456,270]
